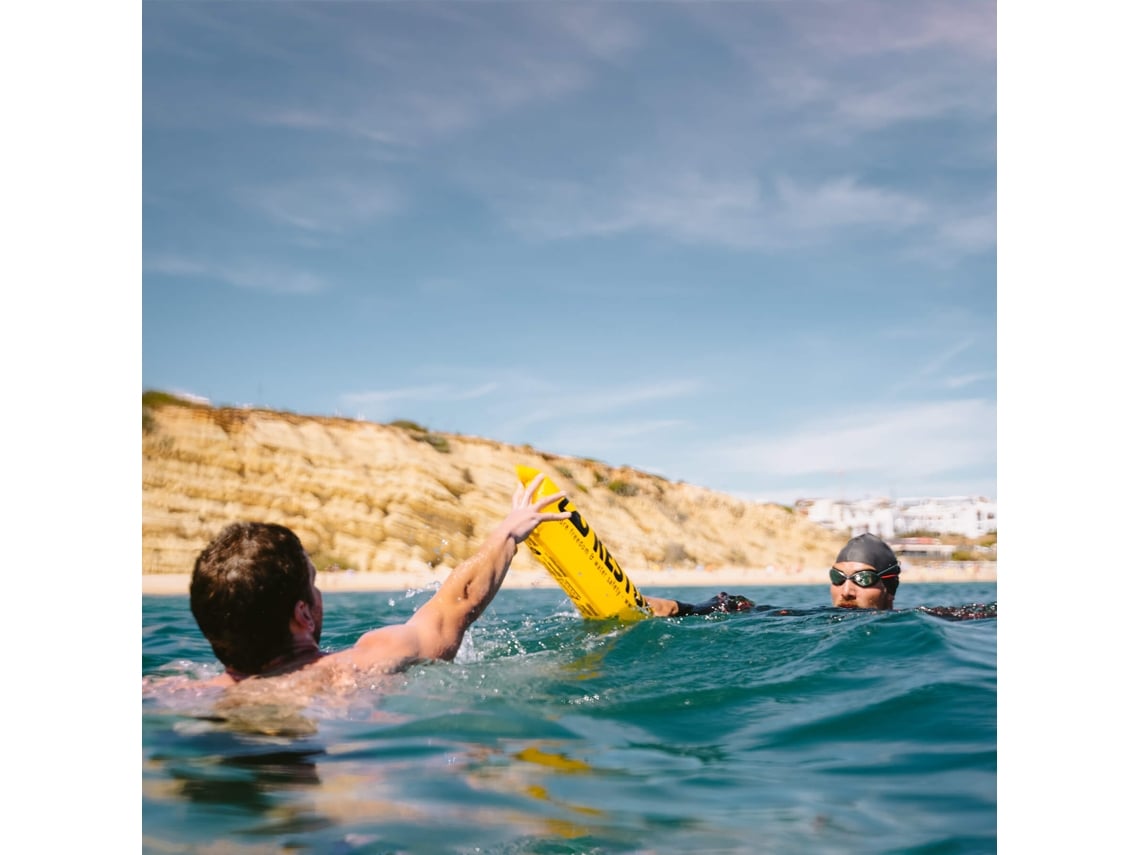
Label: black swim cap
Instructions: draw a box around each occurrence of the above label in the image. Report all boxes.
[835,533,899,575]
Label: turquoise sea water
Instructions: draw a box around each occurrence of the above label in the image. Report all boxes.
[142,582,996,854]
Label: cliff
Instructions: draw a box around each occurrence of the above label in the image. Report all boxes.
[142,395,848,578]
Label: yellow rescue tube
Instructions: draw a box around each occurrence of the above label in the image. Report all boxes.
[517,465,650,621]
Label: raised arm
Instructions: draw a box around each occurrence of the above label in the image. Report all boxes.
[343,473,571,669]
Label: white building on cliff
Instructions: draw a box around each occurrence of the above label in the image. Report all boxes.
[894,497,997,539]
[796,496,997,539]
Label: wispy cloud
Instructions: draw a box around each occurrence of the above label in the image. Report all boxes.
[936,208,996,253]
[338,372,702,448]
[774,175,929,233]
[487,171,761,245]
[943,371,994,390]
[236,175,403,234]
[705,398,995,483]
[792,1,994,61]
[888,338,977,396]
[497,379,703,435]
[240,4,643,147]
[144,254,330,295]
[687,1,994,130]
[536,418,691,460]
[488,170,933,250]
[342,381,499,410]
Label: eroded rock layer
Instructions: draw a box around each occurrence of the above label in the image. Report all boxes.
[142,401,847,577]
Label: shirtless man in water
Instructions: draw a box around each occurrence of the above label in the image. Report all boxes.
[189,473,570,686]
[642,532,901,617]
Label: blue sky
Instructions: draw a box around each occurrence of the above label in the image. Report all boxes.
[141,0,997,505]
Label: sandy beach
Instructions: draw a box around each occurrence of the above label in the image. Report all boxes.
[142,561,995,595]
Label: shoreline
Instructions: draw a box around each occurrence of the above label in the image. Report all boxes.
[143,561,996,595]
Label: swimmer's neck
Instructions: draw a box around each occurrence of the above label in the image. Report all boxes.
[224,641,324,683]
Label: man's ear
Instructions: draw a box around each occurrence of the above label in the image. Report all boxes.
[293,600,314,631]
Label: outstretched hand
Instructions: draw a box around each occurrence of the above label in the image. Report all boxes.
[502,473,572,543]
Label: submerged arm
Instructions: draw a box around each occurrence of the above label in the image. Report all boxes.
[645,591,756,617]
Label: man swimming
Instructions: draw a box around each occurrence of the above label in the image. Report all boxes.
[642,533,902,616]
[188,473,571,685]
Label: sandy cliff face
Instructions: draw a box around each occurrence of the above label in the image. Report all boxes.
[142,401,848,577]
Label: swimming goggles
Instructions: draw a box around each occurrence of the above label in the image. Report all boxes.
[829,565,900,588]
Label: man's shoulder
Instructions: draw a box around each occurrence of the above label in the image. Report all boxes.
[323,626,426,673]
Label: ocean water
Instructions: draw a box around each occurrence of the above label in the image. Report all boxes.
[142,582,997,854]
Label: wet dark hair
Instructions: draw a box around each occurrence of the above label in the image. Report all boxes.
[836,533,901,596]
[190,522,314,676]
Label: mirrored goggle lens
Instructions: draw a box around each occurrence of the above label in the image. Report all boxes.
[829,568,882,588]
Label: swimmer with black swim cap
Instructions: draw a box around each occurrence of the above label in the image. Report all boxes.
[643,532,901,616]
[645,533,996,619]
[829,533,900,610]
